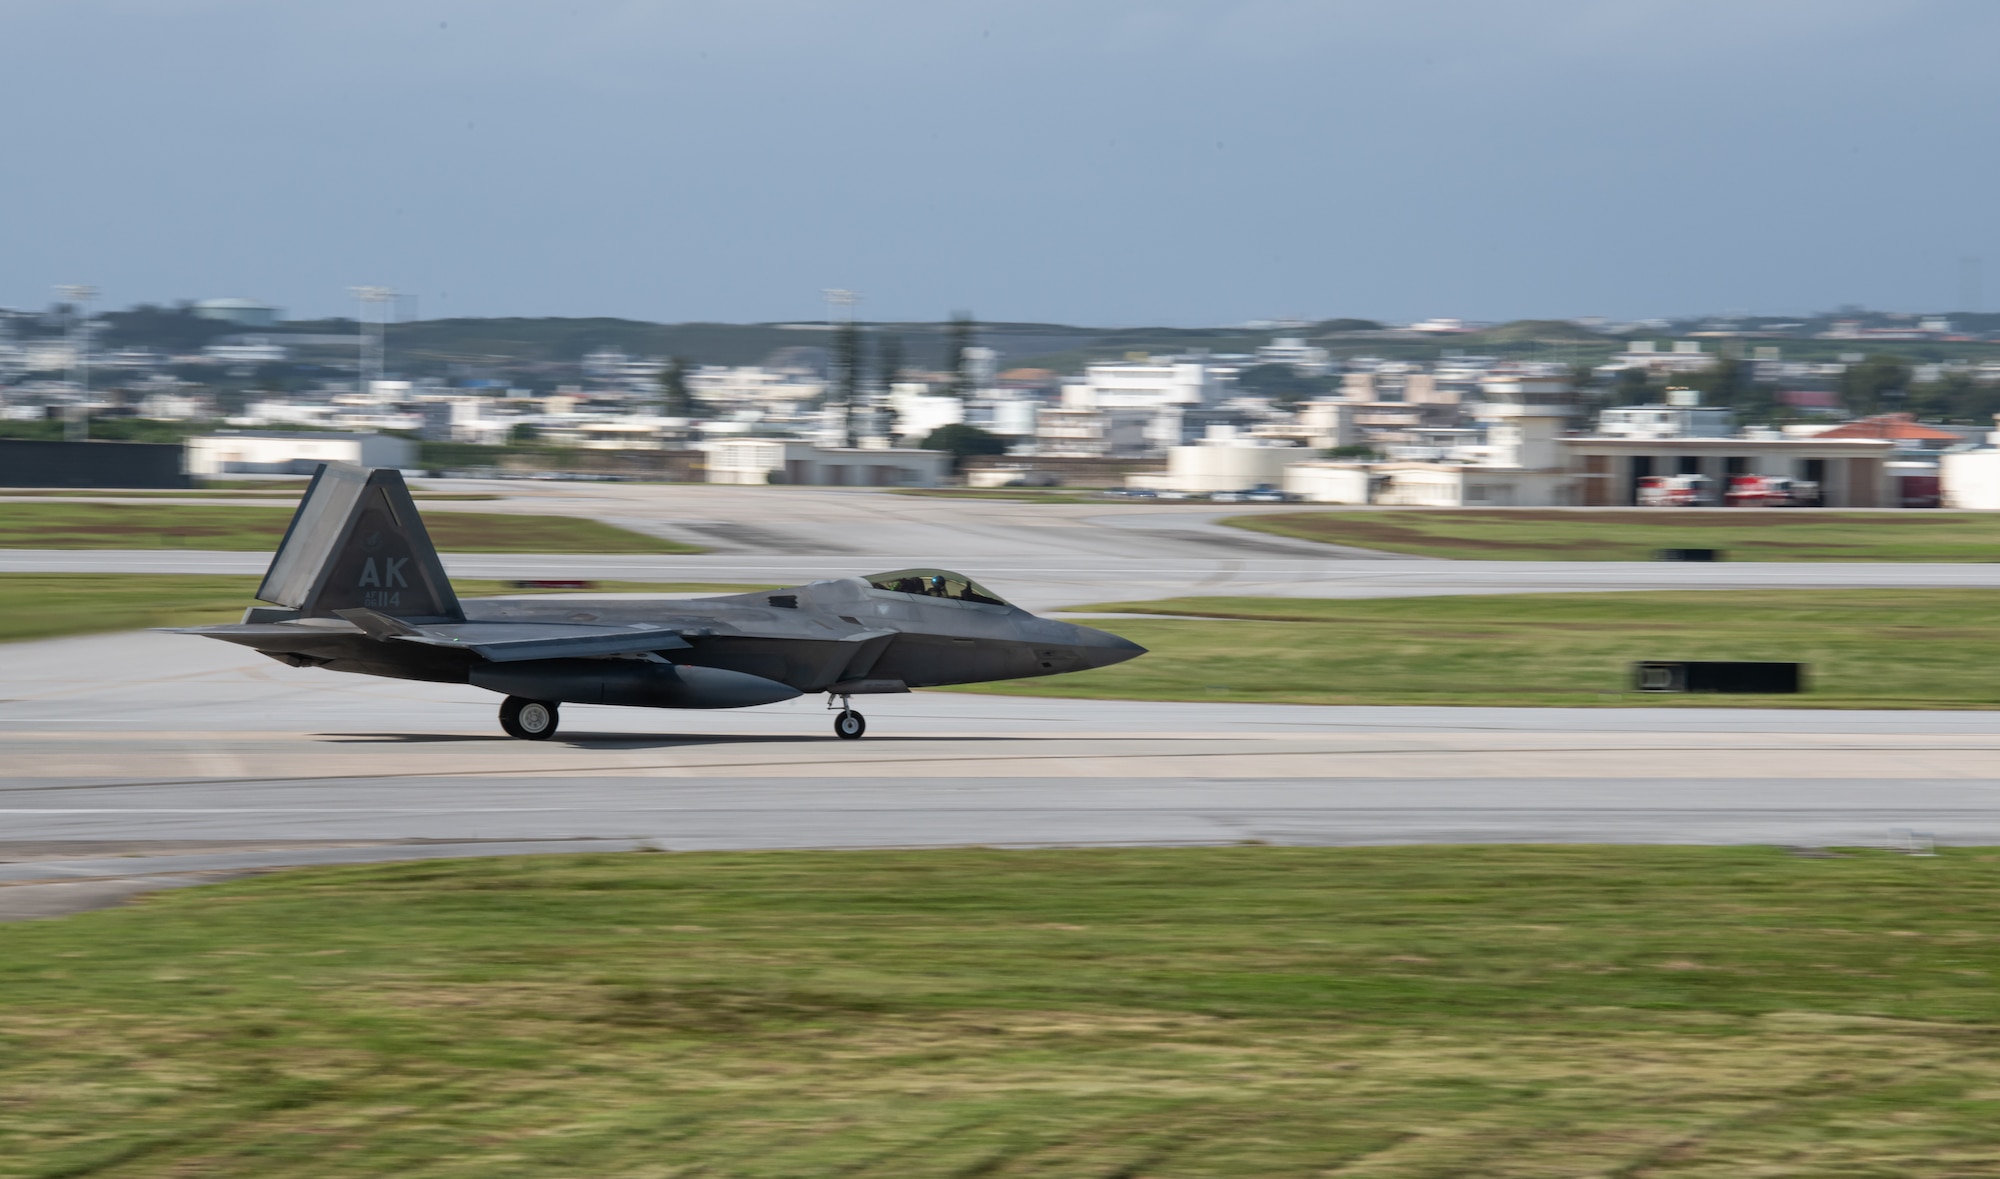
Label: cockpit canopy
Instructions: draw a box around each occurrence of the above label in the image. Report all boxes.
[863,568,1010,607]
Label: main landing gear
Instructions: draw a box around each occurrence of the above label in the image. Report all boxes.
[500,695,560,740]
[830,693,866,740]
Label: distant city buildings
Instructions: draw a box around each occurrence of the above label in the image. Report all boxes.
[6,295,2000,504]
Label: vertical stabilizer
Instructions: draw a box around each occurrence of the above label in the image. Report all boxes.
[256,463,463,620]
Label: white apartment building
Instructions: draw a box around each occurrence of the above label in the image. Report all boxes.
[134,390,214,420]
[534,414,687,451]
[1060,361,1229,412]
[687,365,826,408]
[417,397,519,446]
[203,341,289,364]
[1339,365,1447,404]
[1034,407,1152,457]
[1597,403,1735,440]
[582,348,667,384]
[1254,338,1331,375]
[1605,340,1715,375]
[889,385,965,439]
[238,399,341,428]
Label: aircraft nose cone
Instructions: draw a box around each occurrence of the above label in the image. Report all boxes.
[1074,624,1146,669]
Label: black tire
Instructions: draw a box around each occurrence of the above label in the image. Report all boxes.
[500,696,560,741]
[833,709,866,740]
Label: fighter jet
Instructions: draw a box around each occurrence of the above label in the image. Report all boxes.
[169,463,1145,740]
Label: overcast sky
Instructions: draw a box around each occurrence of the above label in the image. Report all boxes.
[3,1,1994,325]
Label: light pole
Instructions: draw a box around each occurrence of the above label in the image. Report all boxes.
[56,284,96,441]
[349,285,395,394]
[822,289,861,445]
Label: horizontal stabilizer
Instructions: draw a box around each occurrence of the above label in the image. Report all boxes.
[155,622,355,641]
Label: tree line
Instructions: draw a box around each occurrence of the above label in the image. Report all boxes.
[1594,353,2000,425]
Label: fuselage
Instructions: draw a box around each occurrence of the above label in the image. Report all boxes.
[218,575,1143,696]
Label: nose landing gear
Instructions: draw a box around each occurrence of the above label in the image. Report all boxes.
[829,693,866,740]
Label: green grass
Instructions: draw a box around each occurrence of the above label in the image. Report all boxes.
[1228,509,2000,562]
[0,575,775,645]
[965,589,2000,709]
[12,576,2000,709]
[0,503,696,553]
[5,846,2000,1175]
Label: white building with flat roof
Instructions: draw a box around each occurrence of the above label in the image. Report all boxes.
[1254,337,1331,375]
[1060,361,1228,411]
[1034,407,1152,457]
[185,431,415,476]
[703,440,948,487]
[1604,340,1715,375]
[1597,403,1735,439]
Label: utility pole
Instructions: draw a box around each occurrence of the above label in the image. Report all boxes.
[56,284,96,441]
[349,285,395,394]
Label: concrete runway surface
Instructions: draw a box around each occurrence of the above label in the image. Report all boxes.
[3,631,1997,919]
[4,485,1997,917]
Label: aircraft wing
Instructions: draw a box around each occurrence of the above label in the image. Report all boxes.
[329,610,694,662]
[392,626,693,663]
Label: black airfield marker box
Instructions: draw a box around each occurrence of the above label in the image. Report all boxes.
[1633,661,1804,694]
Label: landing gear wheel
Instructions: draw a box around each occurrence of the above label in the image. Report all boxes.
[500,696,560,741]
[834,709,866,740]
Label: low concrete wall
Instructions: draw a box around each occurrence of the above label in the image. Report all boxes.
[0,439,189,488]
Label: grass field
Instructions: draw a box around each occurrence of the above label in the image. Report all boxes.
[1227,509,2000,562]
[0,503,695,553]
[4,846,1999,1175]
[0,575,773,645]
[966,589,2000,709]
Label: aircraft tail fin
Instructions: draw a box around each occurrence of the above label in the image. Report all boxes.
[256,463,463,621]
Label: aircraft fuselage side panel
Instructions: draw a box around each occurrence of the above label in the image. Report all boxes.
[169,467,1145,735]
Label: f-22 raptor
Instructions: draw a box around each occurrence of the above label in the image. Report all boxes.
[171,463,1145,740]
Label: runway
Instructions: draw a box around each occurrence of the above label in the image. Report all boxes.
[4,485,1997,918]
[2,632,1995,915]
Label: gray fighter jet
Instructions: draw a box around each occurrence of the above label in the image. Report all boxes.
[170,463,1145,740]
